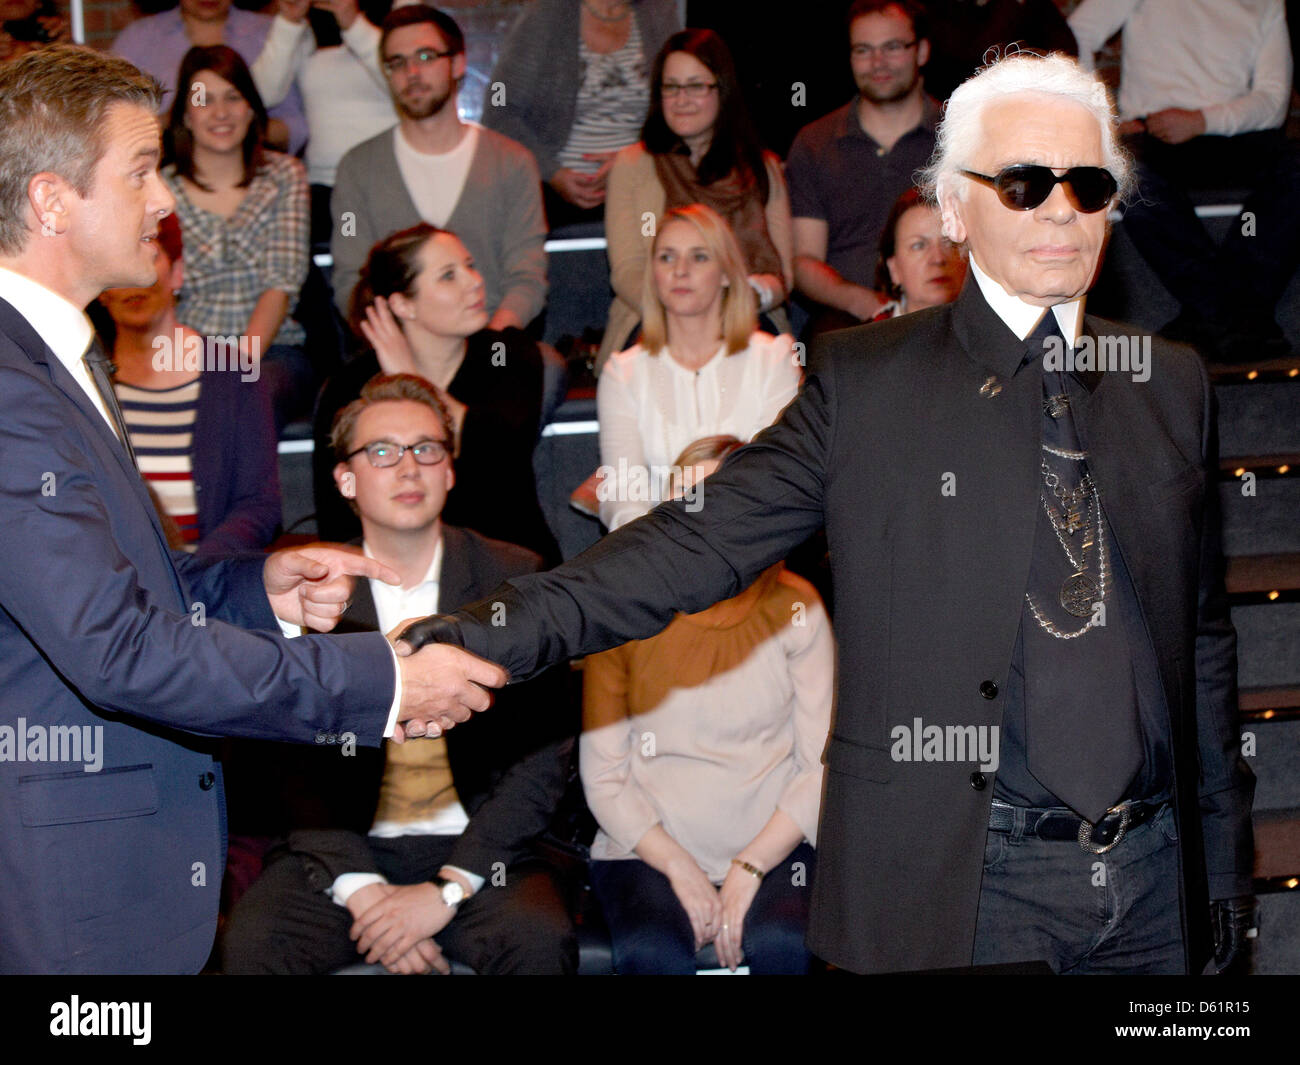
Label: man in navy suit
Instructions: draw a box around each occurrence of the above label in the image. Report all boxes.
[0,45,502,974]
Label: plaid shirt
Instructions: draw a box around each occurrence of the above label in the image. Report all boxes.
[165,152,309,348]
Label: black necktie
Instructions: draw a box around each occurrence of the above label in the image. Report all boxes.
[1019,312,1143,823]
[82,338,140,471]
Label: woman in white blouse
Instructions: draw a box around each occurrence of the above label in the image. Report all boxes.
[595,203,801,531]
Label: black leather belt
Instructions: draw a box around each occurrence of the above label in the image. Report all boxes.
[988,798,1170,854]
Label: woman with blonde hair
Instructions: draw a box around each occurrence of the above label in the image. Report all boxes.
[582,434,833,974]
[594,203,800,531]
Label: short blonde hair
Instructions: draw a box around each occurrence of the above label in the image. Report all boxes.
[639,204,756,357]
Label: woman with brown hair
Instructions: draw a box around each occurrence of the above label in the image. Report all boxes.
[312,223,559,564]
[597,27,794,368]
[163,44,311,429]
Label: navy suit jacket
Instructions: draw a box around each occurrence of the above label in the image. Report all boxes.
[0,297,396,974]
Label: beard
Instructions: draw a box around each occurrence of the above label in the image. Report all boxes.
[393,80,455,121]
[857,68,921,105]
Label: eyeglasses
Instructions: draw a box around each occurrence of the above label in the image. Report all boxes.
[960,165,1118,213]
[382,48,455,76]
[345,439,450,467]
[850,39,917,59]
[661,80,718,99]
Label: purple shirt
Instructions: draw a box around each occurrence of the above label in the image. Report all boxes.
[112,7,308,155]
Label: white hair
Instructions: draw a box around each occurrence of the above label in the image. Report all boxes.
[919,51,1134,235]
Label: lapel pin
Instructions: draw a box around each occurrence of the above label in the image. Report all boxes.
[979,375,1002,398]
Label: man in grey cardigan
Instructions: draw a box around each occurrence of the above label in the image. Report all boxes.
[331,5,547,331]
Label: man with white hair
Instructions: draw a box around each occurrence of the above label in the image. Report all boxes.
[393,52,1256,975]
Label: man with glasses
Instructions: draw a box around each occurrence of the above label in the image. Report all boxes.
[786,0,939,333]
[223,373,576,975]
[331,4,547,333]
[396,51,1256,976]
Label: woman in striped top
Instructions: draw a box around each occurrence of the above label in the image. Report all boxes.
[482,0,680,228]
[95,214,281,556]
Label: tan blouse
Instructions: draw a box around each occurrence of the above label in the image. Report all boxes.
[580,565,834,882]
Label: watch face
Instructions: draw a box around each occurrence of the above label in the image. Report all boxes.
[440,880,465,907]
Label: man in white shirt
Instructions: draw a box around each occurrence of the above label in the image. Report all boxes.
[220,373,576,974]
[331,4,548,332]
[1071,0,1300,362]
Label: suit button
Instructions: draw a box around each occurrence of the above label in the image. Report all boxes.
[979,680,998,700]
[199,772,215,791]
[970,772,987,791]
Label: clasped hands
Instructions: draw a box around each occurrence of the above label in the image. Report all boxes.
[263,544,506,743]
[667,856,763,972]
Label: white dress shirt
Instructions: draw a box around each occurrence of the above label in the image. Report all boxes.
[329,535,482,908]
[967,257,1085,346]
[1070,0,1292,136]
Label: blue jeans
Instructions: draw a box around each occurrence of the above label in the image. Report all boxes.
[971,803,1185,974]
[590,842,815,975]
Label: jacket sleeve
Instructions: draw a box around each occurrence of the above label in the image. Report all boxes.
[0,365,395,747]
[330,149,379,318]
[448,341,840,680]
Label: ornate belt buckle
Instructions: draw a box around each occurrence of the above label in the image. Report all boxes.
[1078,803,1130,854]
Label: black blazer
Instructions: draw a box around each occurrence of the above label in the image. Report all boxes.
[280,524,573,882]
[430,279,1255,974]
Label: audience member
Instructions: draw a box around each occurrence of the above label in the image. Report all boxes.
[1071,0,1300,361]
[596,205,799,531]
[870,187,967,319]
[222,373,576,975]
[599,27,793,369]
[582,434,832,974]
[482,0,679,229]
[113,0,309,153]
[0,0,67,62]
[250,0,396,248]
[163,45,312,430]
[314,223,559,562]
[786,0,939,334]
[922,0,1077,102]
[331,4,548,333]
[93,214,281,555]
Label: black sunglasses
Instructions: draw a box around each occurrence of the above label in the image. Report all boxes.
[960,165,1118,213]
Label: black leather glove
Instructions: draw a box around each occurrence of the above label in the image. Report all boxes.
[1210,895,1257,975]
[396,613,466,652]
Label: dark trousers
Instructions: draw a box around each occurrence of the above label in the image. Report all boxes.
[220,833,577,975]
[589,842,816,975]
[1121,130,1300,331]
[971,803,1185,974]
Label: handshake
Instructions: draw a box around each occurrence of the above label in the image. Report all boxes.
[389,614,505,743]
[262,544,507,744]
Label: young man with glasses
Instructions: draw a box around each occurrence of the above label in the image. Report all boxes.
[331,4,547,333]
[222,372,576,975]
[786,0,940,333]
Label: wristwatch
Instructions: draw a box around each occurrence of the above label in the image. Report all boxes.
[431,875,466,909]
